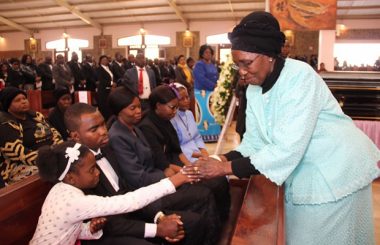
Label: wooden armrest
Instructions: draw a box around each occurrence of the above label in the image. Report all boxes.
[230,175,285,245]
[0,174,52,244]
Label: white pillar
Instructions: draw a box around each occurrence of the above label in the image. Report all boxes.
[318,30,336,71]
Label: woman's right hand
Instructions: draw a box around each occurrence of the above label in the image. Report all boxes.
[194,157,232,179]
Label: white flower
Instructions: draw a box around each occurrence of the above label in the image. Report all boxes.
[212,54,236,125]
[65,143,81,165]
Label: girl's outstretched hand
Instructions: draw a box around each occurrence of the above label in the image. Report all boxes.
[90,217,107,234]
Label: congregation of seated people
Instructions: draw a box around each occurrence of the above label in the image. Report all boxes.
[0,51,229,245]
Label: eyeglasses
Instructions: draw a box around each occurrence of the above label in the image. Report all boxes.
[166,104,178,111]
[231,54,261,71]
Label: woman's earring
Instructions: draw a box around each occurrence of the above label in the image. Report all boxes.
[269,58,273,62]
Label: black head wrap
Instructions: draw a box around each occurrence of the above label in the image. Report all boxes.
[53,87,71,102]
[0,87,27,112]
[229,11,285,57]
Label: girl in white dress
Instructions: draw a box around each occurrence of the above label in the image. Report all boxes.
[30,141,195,245]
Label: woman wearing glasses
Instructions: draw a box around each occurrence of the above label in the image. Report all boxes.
[194,11,380,245]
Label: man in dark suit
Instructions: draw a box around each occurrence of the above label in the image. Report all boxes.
[37,56,55,90]
[7,58,25,89]
[67,52,86,91]
[151,58,162,86]
[124,54,135,70]
[52,54,74,91]
[64,103,210,245]
[81,54,97,91]
[123,53,156,111]
[111,52,126,85]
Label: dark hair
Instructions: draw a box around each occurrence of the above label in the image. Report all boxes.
[53,87,71,102]
[199,45,214,59]
[186,57,194,63]
[149,85,178,110]
[108,86,139,116]
[176,55,185,65]
[64,103,97,132]
[9,58,20,65]
[37,141,90,183]
[98,55,108,65]
[21,54,32,65]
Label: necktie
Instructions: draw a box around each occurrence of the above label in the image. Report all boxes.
[138,68,144,95]
[95,152,104,161]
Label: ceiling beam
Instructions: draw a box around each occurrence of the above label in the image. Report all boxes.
[167,0,188,27]
[227,0,238,23]
[0,15,32,34]
[54,0,102,30]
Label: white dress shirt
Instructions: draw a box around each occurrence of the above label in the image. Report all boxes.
[101,65,114,85]
[90,149,158,238]
[91,149,119,192]
[138,66,151,99]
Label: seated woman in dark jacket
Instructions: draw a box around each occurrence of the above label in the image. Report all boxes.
[48,87,72,140]
[137,85,231,221]
[107,86,223,244]
[0,87,63,185]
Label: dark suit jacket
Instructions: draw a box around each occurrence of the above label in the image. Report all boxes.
[111,61,125,85]
[150,65,162,86]
[67,60,85,90]
[52,64,73,89]
[138,111,183,170]
[7,68,25,88]
[85,145,158,238]
[81,62,97,91]
[96,65,113,91]
[108,120,165,190]
[37,62,54,90]
[96,66,113,119]
[175,66,193,92]
[122,66,156,95]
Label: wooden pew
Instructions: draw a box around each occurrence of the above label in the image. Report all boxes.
[0,173,284,245]
[27,90,55,116]
[27,90,95,117]
[0,174,52,245]
[218,178,249,245]
[230,175,285,245]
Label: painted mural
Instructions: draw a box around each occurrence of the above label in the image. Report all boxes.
[270,0,337,30]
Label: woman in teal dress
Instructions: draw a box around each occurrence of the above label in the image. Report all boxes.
[194,11,380,245]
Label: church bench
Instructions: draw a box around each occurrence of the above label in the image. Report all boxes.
[230,175,285,245]
[217,175,285,245]
[0,174,52,245]
[218,178,249,245]
[27,90,95,116]
[0,173,284,245]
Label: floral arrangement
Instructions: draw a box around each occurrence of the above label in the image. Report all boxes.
[211,54,237,125]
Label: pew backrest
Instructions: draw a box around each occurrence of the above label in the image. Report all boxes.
[0,174,52,245]
[230,175,285,245]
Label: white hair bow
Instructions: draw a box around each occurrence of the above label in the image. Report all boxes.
[58,143,81,181]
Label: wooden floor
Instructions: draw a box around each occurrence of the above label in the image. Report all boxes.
[206,122,380,244]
